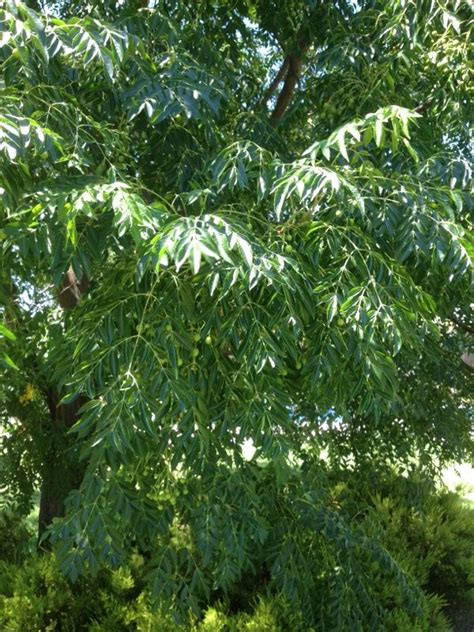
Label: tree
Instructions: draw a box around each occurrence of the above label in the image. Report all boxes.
[0,0,472,627]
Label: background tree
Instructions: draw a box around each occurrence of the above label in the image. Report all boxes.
[0,0,472,627]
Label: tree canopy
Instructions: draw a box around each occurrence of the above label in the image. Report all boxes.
[0,0,472,627]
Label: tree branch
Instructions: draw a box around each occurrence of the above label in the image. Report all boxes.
[450,314,474,335]
[261,56,289,106]
[57,266,89,310]
[414,99,434,114]
[270,44,309,124]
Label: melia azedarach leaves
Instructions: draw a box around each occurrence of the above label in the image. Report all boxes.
[0,0,472,627]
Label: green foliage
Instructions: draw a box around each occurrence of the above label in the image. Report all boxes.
[0,0,472,626]
[331,470,474,610]
[0,504,34,564]
[1,475,472,630]
[0,553,152,631]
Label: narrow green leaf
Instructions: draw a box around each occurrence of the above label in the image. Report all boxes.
[1,353,18,370]
[0,323,16,341]
[192,240,202,273]
[375,117,384,148]
[327,295,338,322]
[337,129,349,161]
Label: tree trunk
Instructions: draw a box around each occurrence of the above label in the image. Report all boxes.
[38,394,87,545]
[38,444,81,538]
[38,266,90,544]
